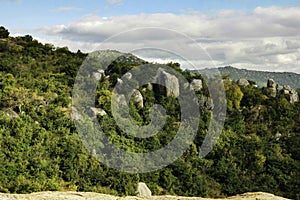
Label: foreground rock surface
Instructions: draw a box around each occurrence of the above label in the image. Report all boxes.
[0,192,290,200]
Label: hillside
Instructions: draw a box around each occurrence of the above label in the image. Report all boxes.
[193,66,300,89]
[0,28,299,199]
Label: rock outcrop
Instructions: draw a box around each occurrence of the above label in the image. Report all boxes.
[115,94,127,106]
[0,191,290,200]
[92,69,105,81]
[131,90,144,108]
[267,79,276,88]
[123,72,132,80]
[154,68,179,98]
[190,79,203,91]
[237,79,250,87]
[88,107,107,117]
[117,78,123,85]
[265,79,277,97]
[136,182,152,197]
[280,85,299,103]
[71,107,81,121]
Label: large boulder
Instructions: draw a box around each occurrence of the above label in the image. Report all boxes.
[71,107,81,121]
[131,89,144,108]
[88,107,107,117]
[136,182,152,197]
[265,79,277,97]
[123,72,132,80]
[237,79,250,87]
[267,79,276,88]
[92,69,105,81]
[154,68,179,98]
[115,94,127,106]
[281,85,299,103]
[117,78,123,85]
[190,79,203,91]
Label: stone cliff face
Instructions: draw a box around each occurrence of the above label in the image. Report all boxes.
[0,192,290,200]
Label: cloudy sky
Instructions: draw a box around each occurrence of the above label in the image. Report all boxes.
[1,0,300,73]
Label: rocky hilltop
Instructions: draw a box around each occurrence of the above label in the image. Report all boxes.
[0,192,291,200]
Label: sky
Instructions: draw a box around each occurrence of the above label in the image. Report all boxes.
[1,0,300,73]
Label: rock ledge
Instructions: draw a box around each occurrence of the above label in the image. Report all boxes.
[0,191,290,200]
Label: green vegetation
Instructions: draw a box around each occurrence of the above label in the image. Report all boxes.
[0,26,9,39]
[0,28,299,199]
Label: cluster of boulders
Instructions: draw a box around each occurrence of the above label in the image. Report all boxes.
[237,78,299,103]
[264,79,299,103]
[75,67,204,119]
[281,85,299,104]
[153,68,203,97]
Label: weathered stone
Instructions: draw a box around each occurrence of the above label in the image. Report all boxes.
[92,69,105,81]
[282,85,292,91]
[0,191,290,200]
[154,68,179,97]
[146,83,153,91]
[237,79,250,87]
[190,79,203,91]
[267,79,276,88]
[136,182,152,197]
[266,79,277,97]
[124,72,132,80]
[0,192,117,200]
[3,108,19,119]
[183,82,190,89]
[290,91,299,103]
[88,107,107,117]
[280,85,299,103]
[71,107,81,121]
[116,94,127,106]
[131,89,143,108]
[117,78,123,85]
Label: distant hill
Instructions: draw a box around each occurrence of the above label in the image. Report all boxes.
[193,66,300,89]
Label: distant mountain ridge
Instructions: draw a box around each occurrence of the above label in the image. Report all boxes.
[193,66,300,89]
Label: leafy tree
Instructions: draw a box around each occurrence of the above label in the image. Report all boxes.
[0,26,9,38]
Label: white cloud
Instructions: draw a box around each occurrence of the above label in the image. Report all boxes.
[35,6,300,73]
[50,6,82,12]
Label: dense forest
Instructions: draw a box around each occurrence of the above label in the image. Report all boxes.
[0,26,299,199]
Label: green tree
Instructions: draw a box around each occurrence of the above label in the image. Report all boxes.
[0,26,9,38]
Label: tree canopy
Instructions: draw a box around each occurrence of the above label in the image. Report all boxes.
[0,27,299,199]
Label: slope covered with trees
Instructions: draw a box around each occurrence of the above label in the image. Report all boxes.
[194,66,300,89]
[0,28,299,199]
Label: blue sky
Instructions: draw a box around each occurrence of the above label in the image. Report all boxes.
[2,0,300,30]
[1,0,300,73]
